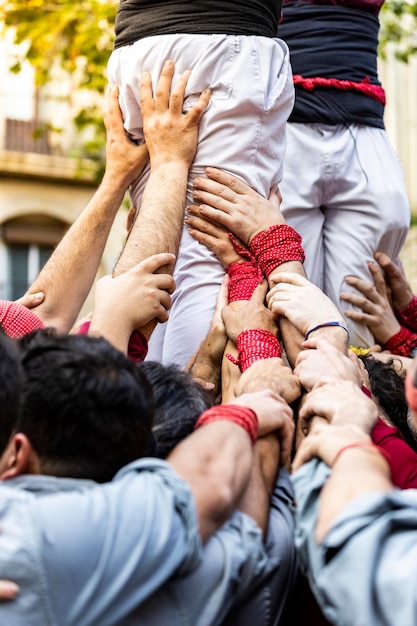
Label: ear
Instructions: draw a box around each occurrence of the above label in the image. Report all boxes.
[0,433,35,480]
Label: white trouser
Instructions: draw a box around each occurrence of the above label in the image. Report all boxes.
[108,34,294,367]
[280,122,411,347]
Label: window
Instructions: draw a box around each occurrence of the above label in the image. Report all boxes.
[7,243,54,300]
[0,214,68,300]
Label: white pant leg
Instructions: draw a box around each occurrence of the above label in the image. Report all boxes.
[281,123,410,348]
[108,35,294,367]
[280,123,327,289]
[323,124,410,347]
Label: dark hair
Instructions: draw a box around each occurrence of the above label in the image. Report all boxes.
[0,329,23,454]
[359,354,415,451]
[17,329,155,482]
[139,361,213,459]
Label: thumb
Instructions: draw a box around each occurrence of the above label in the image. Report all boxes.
[136,253,176,274]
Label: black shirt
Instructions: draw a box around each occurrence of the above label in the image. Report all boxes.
[114,0,282,49]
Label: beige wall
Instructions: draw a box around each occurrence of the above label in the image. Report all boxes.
[379,51,417,213]
[0,174,128,317]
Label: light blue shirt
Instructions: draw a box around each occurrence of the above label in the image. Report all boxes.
[0,459,201,625]
[0,459,292,626]
[292,458,417,626]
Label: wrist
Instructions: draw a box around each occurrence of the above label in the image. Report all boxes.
[195,405,259,445]
[226,329,281,372]
[383,325,417,356]
[101,169,136,193]
[250,224,305,277]
[332,441,391,472]
[375,321,402,345]
[396,294,417,329]
[149,157,191,173]
[305,321,349,341]
[227,261,262,303]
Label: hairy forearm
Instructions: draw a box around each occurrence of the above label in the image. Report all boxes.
[167,421,253,542]
[114,162,189,277]
[316,449,392,543]
[26,175,127,332]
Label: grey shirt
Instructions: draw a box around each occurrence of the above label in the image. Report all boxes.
[0,460,295,626]
[292,458,417,626]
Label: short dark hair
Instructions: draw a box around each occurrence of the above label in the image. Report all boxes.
[359,354,415,451]
[139,361,213,459]
[0,329,23,453]
[17,330,155,482]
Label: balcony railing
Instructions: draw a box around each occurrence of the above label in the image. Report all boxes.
[5,118,56,155]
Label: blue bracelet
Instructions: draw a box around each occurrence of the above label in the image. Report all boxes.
[305,321,350,341]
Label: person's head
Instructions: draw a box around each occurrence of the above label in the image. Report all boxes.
[360,354,415,450]
[2,329,155,483]
[405,357,417,439]
[139,361,214,459]
[0,330,23,455]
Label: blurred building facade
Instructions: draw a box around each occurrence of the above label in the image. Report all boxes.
[0,32,127,315]
[0,32,416,307]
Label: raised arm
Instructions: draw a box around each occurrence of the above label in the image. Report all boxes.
[88,253,176,355]
[167,389,292,542]
[114,60,211,276]
[292,381,387,541]
[24,86,148,332]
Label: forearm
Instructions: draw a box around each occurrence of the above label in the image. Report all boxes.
[187,322,227,395]
[236,435,280,536]
[88,313,131,355]
[26,175,127,332]
[113,162,188,276]
[167,420,254,542]
[268,260,306,369]
[316,448,392,543]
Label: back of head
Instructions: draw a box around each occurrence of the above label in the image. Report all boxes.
[139,361,213,459]
[360,354,414,450]
[17,330,155,482]
[0,330,23,454]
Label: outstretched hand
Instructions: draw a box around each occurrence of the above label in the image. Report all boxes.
[340,260,401,345]
[103,85,149,187]
[374,251,414,311]
[90,253,176,350]
[189,167,284,246]
[185,210,243,268]
[141,60,211,169]
[267,273,345,337]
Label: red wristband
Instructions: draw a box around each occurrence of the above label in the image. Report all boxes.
[396,295,417,332]
[226,328,281,372]
[384,325,417,357]
[332,442,390,466]
[250,224,305,277]
[227,261,262,302]
[195,404,259,445]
